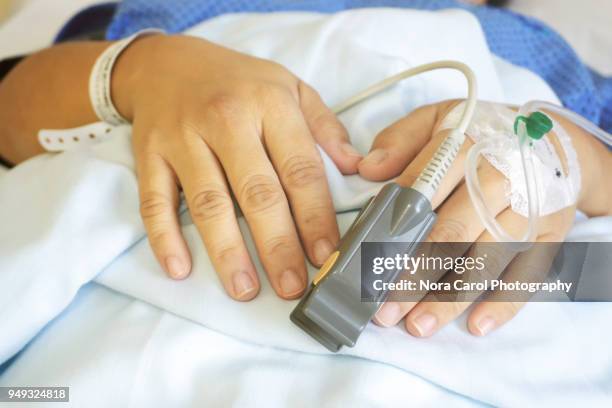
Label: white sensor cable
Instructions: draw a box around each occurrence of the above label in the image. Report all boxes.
[332,60,477,201]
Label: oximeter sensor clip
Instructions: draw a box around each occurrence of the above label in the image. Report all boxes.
[290,183,436,352]
[290,61,477,352]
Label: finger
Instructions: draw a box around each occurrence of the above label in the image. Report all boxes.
[207,117,308,299]
[170,138,260,301]
[404,211,522,337]
[427,162,509,243]
[404,261,509,338]
[136,151,192,280]
[359,100,460,181]
[468,300,526,336]
[373,301,417,328]
[373,242,462,327]
[405,300,473,337]
[375,163,510,328]
[298,81,362,174]
[468,224,564,336]
[263,95,339,267]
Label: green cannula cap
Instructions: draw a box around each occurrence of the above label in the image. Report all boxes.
[514,111,553,140]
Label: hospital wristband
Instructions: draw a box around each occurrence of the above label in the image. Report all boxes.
[89,29,165,125]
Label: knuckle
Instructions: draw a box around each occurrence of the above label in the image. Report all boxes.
[258,84,295,115]
[429,219,469,243]
[140,193,173,220]
[148,229,172,248]
[263,234,296,256]
[256,82,287,99]
[311,111,345,136]
[190,186,233,222]
[205,93,244,121]
[240,174,284,214]
[282,155,325,188]
[211,242,242,263]
[177,119,205,141]
[299,205,330,229]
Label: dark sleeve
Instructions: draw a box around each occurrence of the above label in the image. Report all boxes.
[0,156,12,169]
[0,55,25,168]
[0,55,25,82]
[0,152,13,169]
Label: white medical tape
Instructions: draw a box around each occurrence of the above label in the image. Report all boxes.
[438,101,581,217]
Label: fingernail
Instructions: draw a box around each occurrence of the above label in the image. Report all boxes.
[313,238,334,266]
[363,149,388,165]
[375,302,401,327]
[280,269,304,298]
[340,142,363,158]
[232,271,257,299]
[412,313,438,337]
[476,317,496,336]
[166,256,189,279]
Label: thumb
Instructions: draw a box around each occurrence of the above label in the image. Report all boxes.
[358,102,447,182]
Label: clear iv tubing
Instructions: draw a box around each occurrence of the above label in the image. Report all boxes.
[463,98,541,249]
[525,100,612,148]
[332,60,478,201]
[465,100,612,250]
[464,124,539,250]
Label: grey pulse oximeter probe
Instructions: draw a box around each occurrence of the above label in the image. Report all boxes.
[291,184,436,352]
[290,61,479,352]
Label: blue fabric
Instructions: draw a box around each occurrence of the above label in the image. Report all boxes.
[106,0,612,133]
[54,2,117,43]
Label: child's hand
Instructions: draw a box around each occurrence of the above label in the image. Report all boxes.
[112,35,363,300]
[360,100,611,337]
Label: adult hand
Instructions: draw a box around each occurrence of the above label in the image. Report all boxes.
[112,34,363,301]
[359,100,610,336]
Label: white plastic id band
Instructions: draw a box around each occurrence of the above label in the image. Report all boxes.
[38,123,123,152]
[89,29,164,125]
